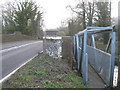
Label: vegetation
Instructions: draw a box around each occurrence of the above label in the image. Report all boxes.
[67,1,111,44]
[2,0,43,39]
[2,54,87,88]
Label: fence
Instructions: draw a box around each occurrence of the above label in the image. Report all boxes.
[73,26,116,87]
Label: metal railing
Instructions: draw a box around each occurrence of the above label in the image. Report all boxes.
[73,26,116,87]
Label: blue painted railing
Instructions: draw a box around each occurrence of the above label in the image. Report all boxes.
[73,26,116,87]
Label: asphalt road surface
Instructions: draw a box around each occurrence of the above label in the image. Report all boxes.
[1,40,43,80]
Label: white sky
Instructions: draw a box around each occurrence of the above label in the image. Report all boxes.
[36,0,77,29]
[0,0,119,29]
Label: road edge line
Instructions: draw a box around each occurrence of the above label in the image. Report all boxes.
[0,53,40,85]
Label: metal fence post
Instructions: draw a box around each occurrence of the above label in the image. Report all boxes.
[91,34,96,48]
[76,34,80,71]
[82,30,88,84]
[109,31,116,86]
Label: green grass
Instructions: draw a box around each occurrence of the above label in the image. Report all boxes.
[2,53,87,88]
[52,69,64,74]
[21,75,32,81]
[42,80,57,88]
[66,74,86,88]
[35,71,46,76]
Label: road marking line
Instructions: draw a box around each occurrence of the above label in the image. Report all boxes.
[0,41,41,53]
[0,54,39,84]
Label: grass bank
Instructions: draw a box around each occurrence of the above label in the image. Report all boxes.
[2,54,87,88]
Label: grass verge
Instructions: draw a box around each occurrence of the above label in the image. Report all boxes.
[2,53,87,88]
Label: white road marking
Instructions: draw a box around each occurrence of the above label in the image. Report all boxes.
[0,41,41,53]
[0,54,38,84]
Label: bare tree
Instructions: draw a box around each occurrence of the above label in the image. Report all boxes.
[86,1,96,26]
[68,17,83,36]
[68,1,86,29]
[2,2,16,33]
[67,0,96,30]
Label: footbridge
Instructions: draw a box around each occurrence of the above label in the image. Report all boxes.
[73,26,117,88]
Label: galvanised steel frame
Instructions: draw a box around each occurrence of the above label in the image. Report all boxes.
[73,26,116,87]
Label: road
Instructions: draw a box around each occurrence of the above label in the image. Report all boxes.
[0,40,43,80]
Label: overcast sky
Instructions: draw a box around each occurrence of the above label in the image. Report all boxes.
[0,0,119,29]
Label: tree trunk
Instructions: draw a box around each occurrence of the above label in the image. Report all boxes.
[82,2,86,29]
